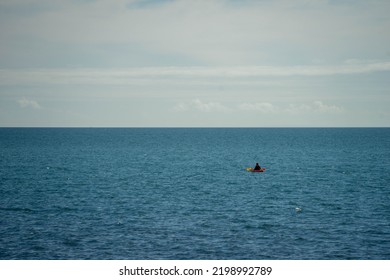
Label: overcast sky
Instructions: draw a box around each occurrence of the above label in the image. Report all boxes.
[0,0,389,127]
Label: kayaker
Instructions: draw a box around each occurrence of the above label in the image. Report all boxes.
[254,163,261,171]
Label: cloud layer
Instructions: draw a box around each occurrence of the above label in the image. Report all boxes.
[175,99,343,115]
[1,0,390,67]
[1,61,390,86]
[0,0,389,127]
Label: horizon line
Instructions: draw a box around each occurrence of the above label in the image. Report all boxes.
[1,126,389,129]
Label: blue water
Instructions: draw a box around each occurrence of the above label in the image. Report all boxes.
[1,128,390,259]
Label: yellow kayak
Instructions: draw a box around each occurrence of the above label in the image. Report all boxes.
[246,167,266,172]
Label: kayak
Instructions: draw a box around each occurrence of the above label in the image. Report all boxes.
[246,167,266,172]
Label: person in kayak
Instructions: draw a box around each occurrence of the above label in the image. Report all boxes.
[254,163,261,171]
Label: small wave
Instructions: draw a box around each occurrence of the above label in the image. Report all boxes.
[0,207,34,213]
[52,206,76,212]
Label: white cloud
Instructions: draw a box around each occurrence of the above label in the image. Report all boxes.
[286,103,312,114]
[17,97,41,109]
[191,99,229,112]
[238,101,344,115]
[286,101,343,114]
[238,102,277,113]
[174,100,343,115]
[313,101,344,113]
[173,102,189,112]
[174,99,229,113]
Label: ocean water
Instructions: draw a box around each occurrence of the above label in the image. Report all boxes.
[0,128,389,260]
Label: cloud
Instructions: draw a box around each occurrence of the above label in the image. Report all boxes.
[286,101,344,114]
[1,0,390,67]
[174,99,229,113]
[238,102,277,113]
[1,61,390,86]
[173,102,189,112]
[313,101,344,113]
[17,97,41,109]
[174,100,343,117]
[286,103,312,114]
[1,1,389,128]
[238,101,344,115]
[192,99,229,112]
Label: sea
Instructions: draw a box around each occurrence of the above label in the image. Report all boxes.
[1,128,389,260]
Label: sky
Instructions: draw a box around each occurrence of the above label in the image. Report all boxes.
[0,0,389,127]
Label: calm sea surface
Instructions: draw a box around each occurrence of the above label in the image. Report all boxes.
[1,128,389,259]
